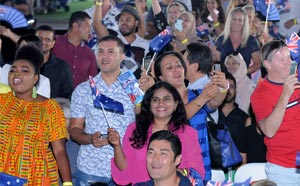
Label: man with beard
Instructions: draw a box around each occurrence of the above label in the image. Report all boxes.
[52,11,98,88]
[218,72,249,151]
[35,25,73,99]
[93,3,149,78]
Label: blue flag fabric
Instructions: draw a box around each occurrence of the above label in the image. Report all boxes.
[89,76,124,114]
[253,0,280,21]
[196,25,209,37]
[149,27,172,52]
[0,172,27,186]
[188,168,203,186]
[285,32,300,63]
[206,177,251,186]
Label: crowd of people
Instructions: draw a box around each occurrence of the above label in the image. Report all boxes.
[1,0,300,185]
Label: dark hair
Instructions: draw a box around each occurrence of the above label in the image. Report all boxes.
[98,35,125,53]
[35,25,56,40]
[225,72,236,88]
[154,51,187,81]
[148,130,182,160]
[186,43,213,74]
[261,40,287,62]
[201,0,225,24]
[68,11,91,29]
[14,45,43,76]
[130,81,189,149]
[16,34,42,49]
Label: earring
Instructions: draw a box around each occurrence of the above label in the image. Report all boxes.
[32,86,37,99]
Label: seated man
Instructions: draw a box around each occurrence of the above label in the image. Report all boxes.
[135,130,192,186]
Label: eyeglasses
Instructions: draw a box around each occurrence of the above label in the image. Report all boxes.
[263,40,286,61]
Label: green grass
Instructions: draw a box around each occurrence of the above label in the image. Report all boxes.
[35,0,93,21]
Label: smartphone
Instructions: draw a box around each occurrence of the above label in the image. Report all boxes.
[142,56,152,71]
[290,61,298,75]
[213,64,221,72]
[174,19,183,31]
[99,134,108,139]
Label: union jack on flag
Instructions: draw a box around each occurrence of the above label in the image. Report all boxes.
[89,76,100,96]
[206,178,251,186]
[159,26,171,36]
[286,32,300,53]
[285,32,300,62]
[196,25,209,37]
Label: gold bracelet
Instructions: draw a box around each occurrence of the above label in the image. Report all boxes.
[213,21,220,27]
[193,102,202,108]
[181,38,189,45]
[294,19,298,25]
[219,80,229,94]
[63,182,73,186]
[95,1,103,6]
[183,168,188,176]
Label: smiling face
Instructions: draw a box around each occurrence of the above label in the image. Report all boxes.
[265,46,292,83]
[206,0,218,12]
[159,55,185,88]
[168,4,182,24]
[118,12,138,37]
[35,30,55,55]
[150,87,178,121]
[230,12,244,32]
[96,40,124,75]
[8,59,38,99]
[147,139,181,181]
[225,56,240,74]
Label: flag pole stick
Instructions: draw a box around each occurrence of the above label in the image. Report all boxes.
[264,0,271,33]
[146,52,158,74]
[100,102,111,128]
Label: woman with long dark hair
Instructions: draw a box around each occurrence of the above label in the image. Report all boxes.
[109,81,204,185]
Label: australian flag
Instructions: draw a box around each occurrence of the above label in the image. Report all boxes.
[285,32,300,63]
[149,26,172,53]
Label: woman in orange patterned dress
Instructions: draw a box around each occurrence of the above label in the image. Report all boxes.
[0,45,72,185]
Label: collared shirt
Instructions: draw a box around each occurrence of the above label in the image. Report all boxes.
[134,171,192,186]
[53,34,98,88]
[70,73,135,178]
[41,53,73,99]
[187,75,210,90]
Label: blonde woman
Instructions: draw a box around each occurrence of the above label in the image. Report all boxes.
[213,7,261,75]
[148,0,187,35]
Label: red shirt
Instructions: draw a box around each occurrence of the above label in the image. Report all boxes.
[251,78,300,168]
[53,35,98,88]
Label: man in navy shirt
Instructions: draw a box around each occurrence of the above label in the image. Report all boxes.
[135,130,192,186]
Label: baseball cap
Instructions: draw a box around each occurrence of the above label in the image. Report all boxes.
[116,5,140,23]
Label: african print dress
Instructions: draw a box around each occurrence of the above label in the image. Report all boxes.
[0,92,67,185]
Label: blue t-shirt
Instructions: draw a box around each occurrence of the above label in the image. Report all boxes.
[216,35,259,67]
